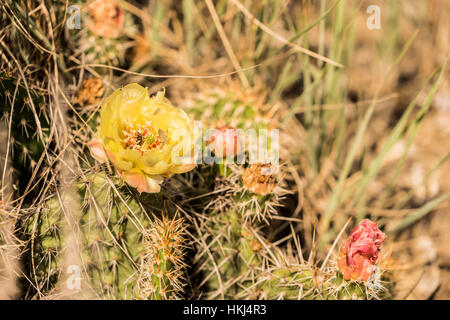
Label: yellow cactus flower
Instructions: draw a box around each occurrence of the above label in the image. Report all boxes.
[88,83,196,193]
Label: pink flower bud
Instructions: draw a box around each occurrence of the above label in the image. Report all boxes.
[338,219,386,281]
[88,0,124,39]
[207,126,243,158]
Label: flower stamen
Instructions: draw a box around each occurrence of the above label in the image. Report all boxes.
[122,121,164,152]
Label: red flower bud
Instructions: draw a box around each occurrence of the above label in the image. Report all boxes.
[338,219,386,281]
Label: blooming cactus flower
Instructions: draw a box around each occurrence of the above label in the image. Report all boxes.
[88,0,124,39]
[88,83,196,193]
[338,219,386,281]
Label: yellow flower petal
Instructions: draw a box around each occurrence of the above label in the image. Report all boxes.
[94,83,195,193]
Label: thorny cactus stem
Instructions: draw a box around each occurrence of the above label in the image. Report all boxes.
[138,215,187,300]
[0,73,50,198]
[199,158,389,299]
[24,170,189,300]
[255,219,389,300]
[197,162,280,299]
[255,263,373,300]
[198,212,260,299]
[25,173,146,299]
